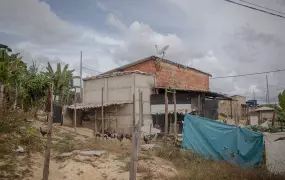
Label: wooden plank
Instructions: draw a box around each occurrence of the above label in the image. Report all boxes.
[43,84,53,180]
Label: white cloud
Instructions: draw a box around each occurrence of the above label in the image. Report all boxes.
[1,0,284,104]
[0,0,81,44]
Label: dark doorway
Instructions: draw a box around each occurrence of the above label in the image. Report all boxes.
[53,105,62,123]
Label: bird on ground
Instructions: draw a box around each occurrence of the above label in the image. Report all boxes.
[143,134,156,144]
[124,134,132,141]
[39,127,47,137]
[117,133,124,142]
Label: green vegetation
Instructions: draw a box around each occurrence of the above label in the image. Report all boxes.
[276,90,285,130]
[0,44,79,113]
[0,110,44,179]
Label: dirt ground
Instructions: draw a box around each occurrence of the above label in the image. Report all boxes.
[2,116,285,180]
[25,121,177,180]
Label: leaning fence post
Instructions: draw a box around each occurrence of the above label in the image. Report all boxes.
[43,83,53,180]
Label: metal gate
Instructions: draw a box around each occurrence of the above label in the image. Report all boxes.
[53,105,62,123]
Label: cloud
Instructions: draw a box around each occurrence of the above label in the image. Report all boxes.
[1,0,284,104]
[106,13,192,65]
[0,0,81,44]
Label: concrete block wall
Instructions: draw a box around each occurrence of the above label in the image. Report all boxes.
[123,58,210,91]
[82,73,154,134]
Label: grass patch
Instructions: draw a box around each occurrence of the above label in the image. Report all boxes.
[154,146,285,180]
[52,133,76,153]
[0,110,43,179]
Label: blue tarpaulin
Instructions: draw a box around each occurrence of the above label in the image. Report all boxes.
[181,114,264,167]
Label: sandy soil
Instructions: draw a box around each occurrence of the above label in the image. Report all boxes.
[26,121,177,180]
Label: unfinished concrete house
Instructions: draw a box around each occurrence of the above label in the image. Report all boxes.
[68,71,155,134]
[98,56,230,134]
[67,56,230,134]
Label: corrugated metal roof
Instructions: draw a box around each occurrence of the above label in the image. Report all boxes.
[100,56,212,77]
[253,106,274,112]
[154,87,232,100]
[68,101,132,109]
[83,70,154,81]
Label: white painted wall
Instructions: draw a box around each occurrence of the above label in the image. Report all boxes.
[151,104,192,114]
[250,115,258,125]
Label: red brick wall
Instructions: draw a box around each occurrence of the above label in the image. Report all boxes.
[123,59,210,91]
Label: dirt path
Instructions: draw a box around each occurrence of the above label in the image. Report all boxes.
[27,121,177,180]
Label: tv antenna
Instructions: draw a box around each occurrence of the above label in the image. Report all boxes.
[155,45,169,71]
[155,45,169,59]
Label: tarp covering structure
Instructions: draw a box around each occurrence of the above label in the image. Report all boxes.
[182,114,264,167]
[264,132,285,173]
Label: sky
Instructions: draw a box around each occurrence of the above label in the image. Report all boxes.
[1,0,285,104]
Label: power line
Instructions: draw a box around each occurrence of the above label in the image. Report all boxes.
[240,0,285,15]
[82,66,102,74]
[211,68,285,79]
[224,0,285,19]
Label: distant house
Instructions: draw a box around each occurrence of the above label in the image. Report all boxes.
[249,106,275,126]
[218,95,247,120]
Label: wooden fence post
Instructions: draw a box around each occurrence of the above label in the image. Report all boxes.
[164,88,168,147]
[137,90,143,152]
[94,109,97,133]
[130,93,138,180]
[43,83,53,180]
[101,87,104,133]
[74,88,77,133]
[173,90,177,143]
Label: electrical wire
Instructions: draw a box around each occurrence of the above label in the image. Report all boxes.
[239,0,285,15]
[224,0,285,19]
[210,68,285,79]
[82,66,102,74]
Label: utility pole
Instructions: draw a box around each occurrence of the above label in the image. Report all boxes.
[253,88,255,100]
[266,75,270,104]
[80,51,83,102]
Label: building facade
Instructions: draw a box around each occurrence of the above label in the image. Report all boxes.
[218,95,247,120]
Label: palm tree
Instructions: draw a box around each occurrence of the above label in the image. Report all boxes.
[45,62,79,105]
[0,46,27,111]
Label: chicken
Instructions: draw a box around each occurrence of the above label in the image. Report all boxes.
[104,130,112,138]
[117,133,124,142]
[39,127,47,137]
[94,132,101,138]
[143,134,155,144]
[124,134,132,141]
[111,130,118,139]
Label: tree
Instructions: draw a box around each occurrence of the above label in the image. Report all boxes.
[276,90,285,131]
[19,63,49,110]
[45,62,79,105]
[0,45,27,111]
